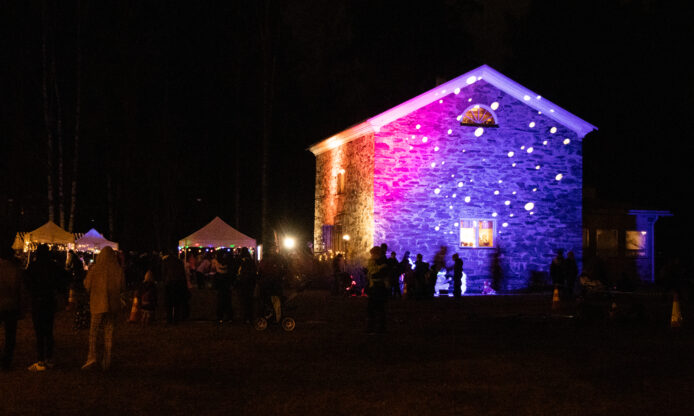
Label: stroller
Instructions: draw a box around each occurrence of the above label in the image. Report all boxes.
[253,290,297,332]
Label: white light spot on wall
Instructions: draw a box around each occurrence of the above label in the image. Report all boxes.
[529,122,536,128]
[508,151,514,157]
[452,194,457,198]
[504,200,511,205]
[422,137,428,143]
[524,202,535,211]
[441,161,445,165]
[464,196,471,203]
[550,127,557,134]
[512,163,516,167]
[447,129,452,135]
[409,146,413,150]
[416,124,421,130]
[435,226,440,231]
[454,222,459,227]
[474,127,484,137]
[563,138,571,145]
[509,213,514,217]
[523,95,531,101]
[439,100,443,104]
[532,188,537,192]
[451,174,455,177]
[538,111,542,115]
[536,95,541,100]
[494,190,499,195]
[543,140,548,145]
[434,188,441,194]
[468,98,472,102]
[527,147,534,153]
[473,104,480,109]
[462,150,466,153]
[454,88,460,94]
[457,182,463,187]
[449,205,453,209]
[555,173,563,181]
[502,222,509,227]
[520,146,525,150]
[434,146,439,152]
[490,102,499,110]
[431,163,436,168]
[512,191,517,195]
[529,212,534,215]
[550,109,555,113]
[498,180,503,184]
[456,115,463,121]
[466,75,477,84]
[492,212,498,217]
[535,165,541,170]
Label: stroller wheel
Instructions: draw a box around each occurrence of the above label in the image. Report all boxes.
[253,317,268,331]
[281,317,296,332]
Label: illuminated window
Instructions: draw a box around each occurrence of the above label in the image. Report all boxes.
[460,219,496,248]
[626,230,647,257]
[336,170,345,194]
[460,105,498,127]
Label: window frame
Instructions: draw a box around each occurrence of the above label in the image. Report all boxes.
[459,218,497,249]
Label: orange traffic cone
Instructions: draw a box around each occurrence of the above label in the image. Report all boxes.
[128,297,140,323]
[671,293,683,328]
[552,285,560,312]
[609,301,618,320]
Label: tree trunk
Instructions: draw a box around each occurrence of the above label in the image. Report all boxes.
[68,0,82,233]
[51,37,65,229]
[41,1,54,223]
[259,0,278,246]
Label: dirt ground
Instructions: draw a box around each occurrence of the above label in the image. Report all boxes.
[2,290,693,416]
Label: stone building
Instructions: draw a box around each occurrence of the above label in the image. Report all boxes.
[309,65,597,290]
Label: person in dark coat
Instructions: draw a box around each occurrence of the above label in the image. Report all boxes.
[25,244,65,371]
[565,251,578,296]
[550,249,565,289]
[236,248,257,324]
[257,248,287,323]
[387,251,401,299]
[213,253,233,323]
[414,254,429,300]
[161,250,189,324]
[1,246,23,371]
[366,246,389,333]
[452,253,464,298]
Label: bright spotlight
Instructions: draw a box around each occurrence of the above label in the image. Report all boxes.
[342,234,350,241]
[283,237,296,250]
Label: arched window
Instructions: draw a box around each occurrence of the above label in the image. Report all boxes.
[460,105,498,127]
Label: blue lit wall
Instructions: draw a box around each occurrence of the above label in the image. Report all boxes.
[373,80,583,290]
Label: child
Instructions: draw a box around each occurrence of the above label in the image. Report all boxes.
[137,270,157,325]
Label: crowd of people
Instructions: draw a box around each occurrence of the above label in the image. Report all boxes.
[0,242,296,373]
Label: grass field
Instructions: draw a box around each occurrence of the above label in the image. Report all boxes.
[2,289,693,415]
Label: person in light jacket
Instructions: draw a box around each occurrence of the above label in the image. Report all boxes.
[82,246,125,371]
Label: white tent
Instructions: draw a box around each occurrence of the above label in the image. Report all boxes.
[75,228,119,252]
[179,216,256,249]
[22,221,75,248]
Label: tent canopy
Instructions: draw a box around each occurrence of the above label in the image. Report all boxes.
[24,221,75,246]
[75,228,119,251]
[179,216,256,249]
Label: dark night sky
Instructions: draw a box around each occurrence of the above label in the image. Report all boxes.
[2,0,693,254]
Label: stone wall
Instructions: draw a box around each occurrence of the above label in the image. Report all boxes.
[314,134,374,261]
[373,80,583,290]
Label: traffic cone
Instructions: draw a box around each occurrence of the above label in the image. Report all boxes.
[609,301,618,320]
[551,285,560,312]
[128,297,140,323]
[671,293,683,328]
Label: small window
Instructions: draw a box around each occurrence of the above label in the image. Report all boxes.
[596,229,618,256]
[626,230,647,257]
[460,105,498,127]
[336,170,345,194]
[460,219,496,248]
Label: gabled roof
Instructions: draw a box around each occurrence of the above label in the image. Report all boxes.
[309,65,597,156]
[75,228,119,251]
[24,221,75,245]
[178,216,256,248]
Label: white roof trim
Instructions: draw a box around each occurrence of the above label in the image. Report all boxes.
[309,65,597,156]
